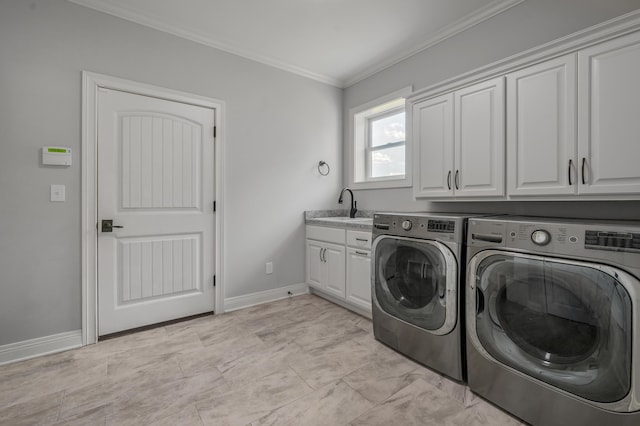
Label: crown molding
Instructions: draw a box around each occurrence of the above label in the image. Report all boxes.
[67,0,342,86]
[342,0,525,87]
[407,8,640,103]
[68,0,524,88]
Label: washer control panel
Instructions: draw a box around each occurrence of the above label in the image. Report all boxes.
[531,229,551,246]
[585,230,640,253]
[508,222,575,249]
[468,216,640,271]
[372,213,459,241]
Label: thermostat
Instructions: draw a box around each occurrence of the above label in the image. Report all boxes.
[42,147,72,166]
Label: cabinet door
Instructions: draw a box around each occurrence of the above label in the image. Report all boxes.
[412,93,455,198]
[507,54,577,196]
[323,243,346,298]
[454,77,505,197]
[346,248,372,311]
[305,240,323,289]
[578,32,640,195]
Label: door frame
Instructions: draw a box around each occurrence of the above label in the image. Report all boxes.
[81,71,225,345]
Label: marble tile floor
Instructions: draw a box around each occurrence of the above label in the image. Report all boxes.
[0,295,525,425]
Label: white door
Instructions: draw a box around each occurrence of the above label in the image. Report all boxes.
[454,77,505,197]
[306,239,323,290]
[97,88,216,335]
[412,93,455,198]
[346,248,371,311]
[578,32,640,195]
[507,54,577,196]
[323,243,346,298]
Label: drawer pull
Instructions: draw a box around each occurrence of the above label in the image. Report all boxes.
[355,238,369,242]
[355,251,369,256]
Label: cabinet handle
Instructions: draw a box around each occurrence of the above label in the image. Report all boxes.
[454,170,460,190]
[355,238,369,242]
[320,248,326,263]
[568,159,573,186]
[581,157,587,185]
[354,251,369,256]
[447,170,452,190]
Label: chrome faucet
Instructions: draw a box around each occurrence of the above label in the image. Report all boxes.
[338,187,357,218]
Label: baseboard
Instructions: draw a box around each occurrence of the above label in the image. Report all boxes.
[0,330,83,366]
[224,283,309,312]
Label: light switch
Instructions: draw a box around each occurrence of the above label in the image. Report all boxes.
[50,184,65,202]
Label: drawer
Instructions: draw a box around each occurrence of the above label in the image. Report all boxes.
[347,230,372,249]
[306,225,346,245]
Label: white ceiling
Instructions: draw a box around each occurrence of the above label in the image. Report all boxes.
[68,0,524,87]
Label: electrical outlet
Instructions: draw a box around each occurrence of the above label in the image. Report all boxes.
[266,262,273,274]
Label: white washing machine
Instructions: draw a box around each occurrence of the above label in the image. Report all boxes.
[372,212,481,381]
[466,216,640,425]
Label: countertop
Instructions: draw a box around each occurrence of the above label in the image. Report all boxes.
[304,210,373,231]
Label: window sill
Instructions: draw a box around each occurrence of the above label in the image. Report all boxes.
[348,177,412,191]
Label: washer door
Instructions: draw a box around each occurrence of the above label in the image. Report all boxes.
[373,236,458,335]
[468,251,635,407]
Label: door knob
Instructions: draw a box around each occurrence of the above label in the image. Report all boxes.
[101,219,124,233]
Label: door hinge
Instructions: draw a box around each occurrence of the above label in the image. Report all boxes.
[213,126,217,138]
[213,201,216,212]
[213,275,216,287]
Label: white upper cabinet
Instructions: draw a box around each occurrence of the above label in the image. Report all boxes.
[507,54,577,196]
[578,32,640,195]
[411,21,640,200]
[412,93,454,198]
[412,77,505,199]
[454,77,506,197]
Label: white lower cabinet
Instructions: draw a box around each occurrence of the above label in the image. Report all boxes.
[306,225,372,316]
[323,243,346,298]
[346,247,371,311]
[305,229,345,298]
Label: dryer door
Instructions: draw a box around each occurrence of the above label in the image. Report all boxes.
[467,250,636,408]
[373,236,458,335]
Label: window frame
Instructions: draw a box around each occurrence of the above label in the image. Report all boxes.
[347,86,412,190]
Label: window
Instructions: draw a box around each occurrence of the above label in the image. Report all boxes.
[348,86,412,189]
[368,107,405,179]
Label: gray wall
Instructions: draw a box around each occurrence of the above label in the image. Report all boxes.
[344,0,640,220]
[0,0,341,345]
